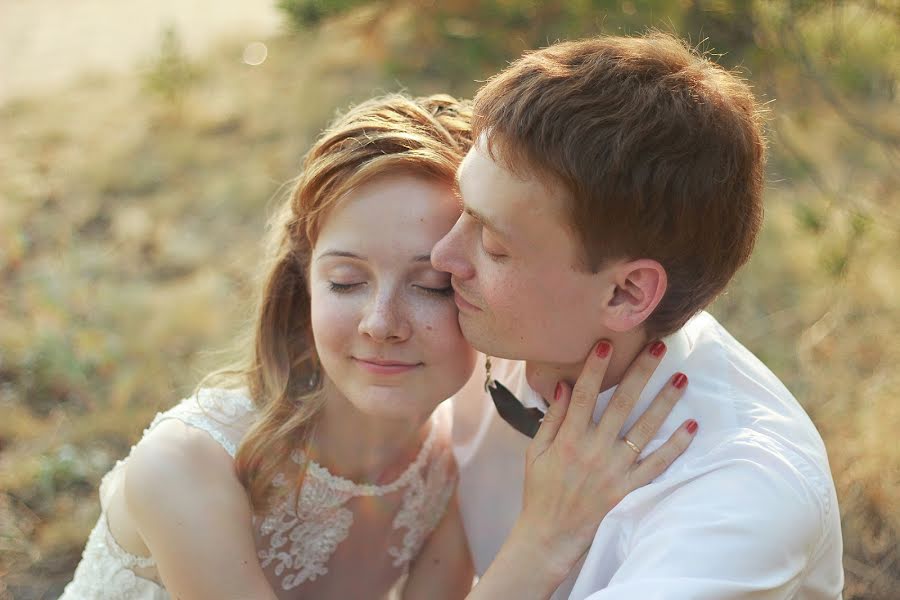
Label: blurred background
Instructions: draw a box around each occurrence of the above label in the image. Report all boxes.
[0,0,897,598]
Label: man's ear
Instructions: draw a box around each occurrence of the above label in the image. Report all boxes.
[603,259,667,333]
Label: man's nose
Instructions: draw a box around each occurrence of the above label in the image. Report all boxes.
[358,291,411,342]
[432,217,475,280]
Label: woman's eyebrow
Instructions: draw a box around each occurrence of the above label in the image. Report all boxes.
[316,250,366,261]
[317,251,433,263]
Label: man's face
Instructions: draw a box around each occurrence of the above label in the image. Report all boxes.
[432,139,616,398]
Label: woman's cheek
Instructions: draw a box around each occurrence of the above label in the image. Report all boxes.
[310,292,358,350]
[419,301,477,379]
[413,298,462,334]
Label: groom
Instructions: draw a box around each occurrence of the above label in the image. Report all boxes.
[433,33,844,598]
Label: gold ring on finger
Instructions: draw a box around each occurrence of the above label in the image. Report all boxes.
[622,436,642,455]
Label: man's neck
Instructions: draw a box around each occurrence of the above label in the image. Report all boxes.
[525,331,649,402]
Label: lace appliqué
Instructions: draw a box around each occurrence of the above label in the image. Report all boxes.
[388,447,454,567]
[256,419,456,591]
[256,471,355,589]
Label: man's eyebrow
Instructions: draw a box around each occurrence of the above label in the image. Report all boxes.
[455,165,511,239]
[463,205,511,240]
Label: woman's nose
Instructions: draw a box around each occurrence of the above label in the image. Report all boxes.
[358,291,411,342]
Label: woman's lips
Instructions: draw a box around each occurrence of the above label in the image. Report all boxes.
[352,358,421,375]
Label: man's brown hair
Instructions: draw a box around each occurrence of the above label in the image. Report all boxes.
[473,33,766,336]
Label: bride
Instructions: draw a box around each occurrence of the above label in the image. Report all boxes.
[61,93,693,599]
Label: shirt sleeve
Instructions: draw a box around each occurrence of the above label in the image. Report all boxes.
[580,441,830,600]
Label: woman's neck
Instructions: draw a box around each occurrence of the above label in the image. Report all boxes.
[306,383,434,486]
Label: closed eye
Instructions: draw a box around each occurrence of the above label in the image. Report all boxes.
[329,282,363,293]
[481,231,508,261]
[415,285,454,297]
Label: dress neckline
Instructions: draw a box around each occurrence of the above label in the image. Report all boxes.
[290,416,439,497]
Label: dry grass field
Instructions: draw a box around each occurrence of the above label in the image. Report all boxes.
[1,3,897,598]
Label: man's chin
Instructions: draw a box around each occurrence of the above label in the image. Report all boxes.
[458,315,489,348]
[459,317,515,359]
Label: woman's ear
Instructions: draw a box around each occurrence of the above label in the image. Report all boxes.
[603,259,667,333]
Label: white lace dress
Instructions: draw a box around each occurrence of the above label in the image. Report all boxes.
[60,388,457,599]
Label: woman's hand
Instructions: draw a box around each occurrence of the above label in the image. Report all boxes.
[468,340,696,599]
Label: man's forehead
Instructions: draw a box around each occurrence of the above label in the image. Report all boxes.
[458,140,527,185]
[457,143,567,223]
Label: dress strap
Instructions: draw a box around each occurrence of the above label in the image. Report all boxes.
[146,388,256,457]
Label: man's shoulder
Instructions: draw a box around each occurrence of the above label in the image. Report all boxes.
[679,312,832,472]
[621,431,837,550]
[683,311,788,392]
[577,431,844,598]
[690,430,835,503]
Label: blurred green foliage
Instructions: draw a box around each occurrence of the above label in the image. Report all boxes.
[279,0,898,100]
[142,25,197,112]
[279,0,372,26]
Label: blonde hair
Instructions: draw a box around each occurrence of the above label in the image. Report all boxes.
[226,94,472,512]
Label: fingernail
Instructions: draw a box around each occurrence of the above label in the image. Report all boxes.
[649,341,666,358]
[673,372,688,389]
[595,341,611,358]
[686,419,698,434]
[554,382,563,402]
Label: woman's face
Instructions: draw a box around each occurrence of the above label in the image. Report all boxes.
[309,174,477,421]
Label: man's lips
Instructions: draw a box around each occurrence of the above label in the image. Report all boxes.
[352,357,422,375]
[452,285,482,312]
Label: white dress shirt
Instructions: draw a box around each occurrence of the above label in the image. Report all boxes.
[451,311,843,599]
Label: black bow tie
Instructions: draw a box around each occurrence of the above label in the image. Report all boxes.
[488,380,545,438]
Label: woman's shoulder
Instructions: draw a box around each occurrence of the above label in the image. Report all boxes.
[122,402,254,538]
[125,417,239,507]
[99,409,248,580]
[114,388,256,513]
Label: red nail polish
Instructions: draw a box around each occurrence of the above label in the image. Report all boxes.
[595,341,611,358]
[686,419,698,434]
[673,373,688,389]
[649,341,666,358]
[554,382,562,402]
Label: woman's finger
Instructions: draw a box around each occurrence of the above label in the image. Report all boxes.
[559,340,613,439]
[529,382,571,456]
[629,419,698,485]
[594,340,666,443]
[619,372,689,456]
